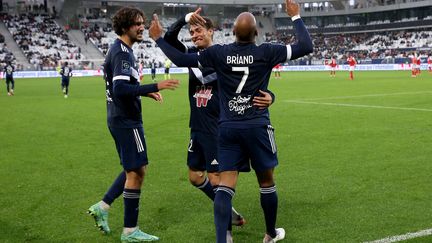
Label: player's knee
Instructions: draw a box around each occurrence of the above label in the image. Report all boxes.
[256,169,275,187]
[188,169,205,186]
[207,172,220,186]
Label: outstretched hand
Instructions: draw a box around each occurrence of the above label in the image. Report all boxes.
[253,90,273,109]
[285,0,300,17]
[149,13,163,41]
[189,8,207,27]
[146,92,163,103]
[157,79,180,91]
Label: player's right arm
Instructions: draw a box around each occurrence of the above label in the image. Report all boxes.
[112,52,179,97]
[150,13,201,68]
[164,14,189,53]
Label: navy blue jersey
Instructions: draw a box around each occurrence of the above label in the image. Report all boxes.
[197,43,288,128]
[150,61,156,73]
[103,39,143,128]
[187,48,219,135]
[60,66,72,81]
[164,16,219,135]
[4,64,14,78]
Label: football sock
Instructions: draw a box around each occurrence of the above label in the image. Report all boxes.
[260,185,278,238]
[103,171,126,205]
[123,188,141,228]
[214,186,235,243]
[196,177,215,201]
[99,200,110,211]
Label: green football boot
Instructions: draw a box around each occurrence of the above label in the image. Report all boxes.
[88,202,111,234]
[121,228,159,242]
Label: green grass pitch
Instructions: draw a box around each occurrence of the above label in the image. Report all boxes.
[0,70,431,242]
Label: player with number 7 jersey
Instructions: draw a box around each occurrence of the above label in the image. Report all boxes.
[150,1,312,242]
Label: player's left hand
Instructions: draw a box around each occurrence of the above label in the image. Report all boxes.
[146,92,163,103]
[253,90,273,109]
[149,13,163,40]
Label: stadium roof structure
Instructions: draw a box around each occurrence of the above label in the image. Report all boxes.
[98,0,328,4]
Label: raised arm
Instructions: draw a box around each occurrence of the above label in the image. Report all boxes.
[285,0,313,60]
[164,15,188,52]
[150,14,199,67]
[164,8,206,53]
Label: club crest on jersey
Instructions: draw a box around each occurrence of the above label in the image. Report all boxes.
[193,86,213,107]
[229,95,252,115]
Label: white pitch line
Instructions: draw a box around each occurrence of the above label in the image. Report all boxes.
[364,228,432,243]
[285,91,432,102]
[285,100,432,112]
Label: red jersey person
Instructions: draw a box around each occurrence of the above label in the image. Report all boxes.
[329,56,337,77]
[411,54,418,77]
[428,55,432,73]
[416,57,421,75]
[347,55,356,80]
[273,63,281,79]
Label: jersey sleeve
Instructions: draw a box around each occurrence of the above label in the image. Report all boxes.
[164,15,188,53]
[112,51,133,82]
[197,45,219,68]
[266,44,289,67]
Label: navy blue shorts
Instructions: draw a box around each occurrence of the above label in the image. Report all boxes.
[61,78,69,87]
[187,131,219,172]
[109,127,148,171]
[218,125,278,172]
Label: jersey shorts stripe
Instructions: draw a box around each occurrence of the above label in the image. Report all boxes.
[133,128,145,153]
[109,126,148,170]
[267,125,277,154]
[218,125,278,172]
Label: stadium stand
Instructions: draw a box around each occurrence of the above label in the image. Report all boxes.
[0,1,430,70]
[3,13,84,70]
[0,33,17,68]
[81,17,236,67]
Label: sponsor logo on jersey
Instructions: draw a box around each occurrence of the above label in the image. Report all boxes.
[228,95,252,115]
[194,85,213,107]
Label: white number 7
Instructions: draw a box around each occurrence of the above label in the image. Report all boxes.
[232,66,249,93]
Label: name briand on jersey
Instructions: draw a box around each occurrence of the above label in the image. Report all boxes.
[103,39,142,128]
[197,42,289,127]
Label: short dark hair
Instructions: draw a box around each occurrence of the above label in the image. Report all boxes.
[112,7,145,36]
[202,17,214,30]
[190,17,214,30]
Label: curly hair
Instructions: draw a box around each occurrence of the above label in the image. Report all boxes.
[112,7,145,36]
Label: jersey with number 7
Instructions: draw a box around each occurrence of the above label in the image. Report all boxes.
[197,42,289,128]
